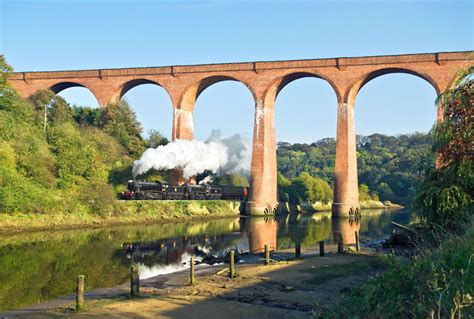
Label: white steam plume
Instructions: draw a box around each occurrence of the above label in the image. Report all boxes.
[132,130,252,179]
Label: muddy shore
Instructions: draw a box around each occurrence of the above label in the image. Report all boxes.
[1,244,385,318]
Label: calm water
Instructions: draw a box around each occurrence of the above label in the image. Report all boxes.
[0,208,409,311]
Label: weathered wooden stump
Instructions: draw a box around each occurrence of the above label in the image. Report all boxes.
[338,234,344,253]
[130,264,140,297]
[229,250,236,278]
[190,255,195,286]
[76,275,85,311]
[295,243,301,259]
[264,244,270,265]
[355,231,360,252]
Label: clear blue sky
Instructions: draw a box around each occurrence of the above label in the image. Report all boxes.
[1,0,472,142]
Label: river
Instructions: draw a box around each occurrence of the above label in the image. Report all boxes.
[0,208,409,311]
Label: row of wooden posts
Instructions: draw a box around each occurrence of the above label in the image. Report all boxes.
[75,231,361,311]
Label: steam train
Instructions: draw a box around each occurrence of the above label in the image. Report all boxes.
[119,180,249,201]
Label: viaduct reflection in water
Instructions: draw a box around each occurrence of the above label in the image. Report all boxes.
[332,216,361,245]
[245,217,278,253]
[0,208,408,312]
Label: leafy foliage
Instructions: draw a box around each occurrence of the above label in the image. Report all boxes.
[277,132,433,204]
[0,57,133,214]
[326,71,474,319]
[278,171,333,204]
[414,77,473,229]
[146,129,169,148]
[101,100,147,156]
[326,225,474,318]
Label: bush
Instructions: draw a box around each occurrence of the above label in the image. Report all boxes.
[414,78,473,230]
[277,172,333,204]
[325,224,474,318]
[0,56,137,216]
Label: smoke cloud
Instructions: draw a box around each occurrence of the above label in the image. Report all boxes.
[132,130,252,179]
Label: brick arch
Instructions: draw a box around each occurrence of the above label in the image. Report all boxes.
[178,75,257,112]
[117,78,173,107]
[49,81,101,106]
[50,81,84,93]
[263,71,341,107]
[346,67,440,106]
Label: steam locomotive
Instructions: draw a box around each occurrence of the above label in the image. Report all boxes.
[119,180,249,201]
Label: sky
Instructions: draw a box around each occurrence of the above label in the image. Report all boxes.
[1,0,472,142]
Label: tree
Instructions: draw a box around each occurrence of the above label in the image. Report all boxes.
[277,172,292,202]
[414,74,473,229]
[279,172,333,205]
[72,106,102,127]
[49,95,73,124]
[28,89,73,129]
[359,184,372,201]
[147,129,169,148]
[0,55,13,86]
[101,100,146,156]
[29,89,55,132]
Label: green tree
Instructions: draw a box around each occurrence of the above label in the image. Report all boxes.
[101,100,146,156]
[72,106,102,127]
[414,75,473,229]
[281,172,333,205]
[0,55,13,86]
[49,95,73,124]
[359,184,372,201]
[147,129,169,148]
[277,172,292,202]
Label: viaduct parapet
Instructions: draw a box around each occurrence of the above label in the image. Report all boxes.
[9,51,474,216]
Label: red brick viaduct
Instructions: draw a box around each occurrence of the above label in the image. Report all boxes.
[8,51,473,216]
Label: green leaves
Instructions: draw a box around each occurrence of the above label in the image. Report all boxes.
[277,171,333,205]
[0,56,132,215]
[414,77,473,230]
[277,132,433,204]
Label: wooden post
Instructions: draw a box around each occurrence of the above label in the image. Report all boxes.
[130,264,140,297]
[76,275,85,311]
[355,231,360,252]
[264,244,270,265]
[190,255,195,286]
[229,250,236,278]
[338,233,344,253]
[319,241,325,256]
[295,243,301,259]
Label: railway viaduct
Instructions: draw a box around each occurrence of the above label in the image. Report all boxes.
[8,51,474,216]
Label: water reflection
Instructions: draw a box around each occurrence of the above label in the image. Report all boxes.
[332,217,361,245]
[0,208,409,311]
[246,217,278,253]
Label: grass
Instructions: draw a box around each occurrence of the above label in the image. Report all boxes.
[0,200,242,234]
[322,223,474,318]
[303,256,383,285]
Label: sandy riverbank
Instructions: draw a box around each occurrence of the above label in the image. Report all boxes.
[3,245,385,318]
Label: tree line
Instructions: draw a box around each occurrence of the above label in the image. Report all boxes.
[0,55,168,215]
[277,132,433,205]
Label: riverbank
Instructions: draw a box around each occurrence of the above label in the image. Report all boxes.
[0,200,242,234]
[2,245,385,318]
[280,200,403,213]
[0,199,404,235]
